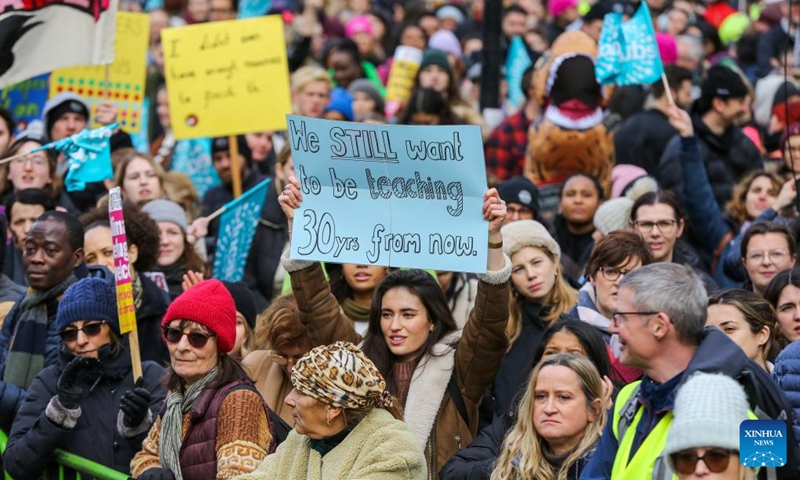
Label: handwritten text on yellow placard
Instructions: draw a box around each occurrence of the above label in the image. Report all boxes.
[50,12,150,134]
[162,16,292,139]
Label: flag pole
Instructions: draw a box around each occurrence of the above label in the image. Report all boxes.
[0,151,32,166]
[229,136,242,198]
[206,205,227,222]
[661,72,675,106]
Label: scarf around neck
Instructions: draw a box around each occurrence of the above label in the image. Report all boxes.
[159,366,219,480]
[2,271,79,389]
[341,297,370,323]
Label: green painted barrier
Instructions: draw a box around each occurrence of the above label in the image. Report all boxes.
[0,429,129,480]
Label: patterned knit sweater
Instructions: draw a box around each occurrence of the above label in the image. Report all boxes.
[130,389,271,479]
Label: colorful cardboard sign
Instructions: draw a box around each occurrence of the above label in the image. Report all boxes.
[385,46,423,118]
[162,16,292,139]
[50,12,150,133]
[287,116,489,273]
[109,188,137,334]
[0,74,50,133]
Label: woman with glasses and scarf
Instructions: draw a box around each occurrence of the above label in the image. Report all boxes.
[4,278,166,479]
[132,279,275,480]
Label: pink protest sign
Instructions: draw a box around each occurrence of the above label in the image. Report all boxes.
[108,188,137,334]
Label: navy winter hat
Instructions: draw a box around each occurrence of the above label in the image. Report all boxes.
[211,135,252,163]
[56,278,119,336]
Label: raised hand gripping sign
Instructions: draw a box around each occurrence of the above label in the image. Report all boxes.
[287,116,489,273]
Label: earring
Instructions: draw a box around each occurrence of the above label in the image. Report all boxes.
[326,418,332,426]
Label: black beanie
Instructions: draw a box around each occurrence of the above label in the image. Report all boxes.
[701,65,749,101]
[46,99,89,138]
[420,49,453,76]
[497,176,541,214]
[212,135,252,164]
[221,280,257,329]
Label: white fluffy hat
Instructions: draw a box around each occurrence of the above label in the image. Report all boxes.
[500,220,560,261]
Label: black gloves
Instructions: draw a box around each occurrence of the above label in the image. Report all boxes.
[57,357,103,409]
[120,378,153,427]
[137,468,176,480]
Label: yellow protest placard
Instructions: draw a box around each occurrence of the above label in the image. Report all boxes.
[162,16,292,139]
[50,12,150,134]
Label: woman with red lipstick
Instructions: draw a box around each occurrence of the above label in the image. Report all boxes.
[278,179,511,479]
[4,278,166,479]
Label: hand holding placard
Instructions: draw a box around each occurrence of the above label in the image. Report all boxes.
[162,16,292,139]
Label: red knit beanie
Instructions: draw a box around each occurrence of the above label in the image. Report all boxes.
[162,279,237,353]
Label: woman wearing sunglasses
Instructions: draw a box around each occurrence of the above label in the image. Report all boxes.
[131,279,275,480]
[4,278,167,479]
[665,372,755,479]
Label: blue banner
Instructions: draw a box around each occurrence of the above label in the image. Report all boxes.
[171,138,220,198]
[213,177,271,281]
[37,123,117,192]
[505,36,533,108]
[287,116,489,273]
[239,0,272,18]
[0,74,50,133]
[596,2,664,86]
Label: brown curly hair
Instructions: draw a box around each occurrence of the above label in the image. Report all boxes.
[725,170,782,229]
[79,199,161,272]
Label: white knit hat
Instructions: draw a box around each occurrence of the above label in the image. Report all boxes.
[593,197,634,236]
[665,372,749,471]
[500,220,560,261]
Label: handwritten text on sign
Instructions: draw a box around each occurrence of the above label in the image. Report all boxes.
[162,16,292,139]
[109,188,137,334]
[288,116,488,273]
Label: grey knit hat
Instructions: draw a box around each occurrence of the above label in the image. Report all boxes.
[348,79,385,116]
[500,219,560,261]
[593,197,634,236]
[665,372,749,471]
[141,199,188,234]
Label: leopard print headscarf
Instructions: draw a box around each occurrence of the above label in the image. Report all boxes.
[291,341,393,409]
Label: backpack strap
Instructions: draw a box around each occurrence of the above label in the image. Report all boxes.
[617,383,642,442]
[447,374,469,425]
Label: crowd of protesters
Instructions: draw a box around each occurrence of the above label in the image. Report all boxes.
[0,0,799,478]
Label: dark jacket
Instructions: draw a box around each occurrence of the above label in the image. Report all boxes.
[614,108,676,176]
[757,24,794,79]
[242,181,288,311]
[773,341,800,445]
[580,328,800,480]
[3,345,166,480]
[441,410,596,480]
[658,114,762,210]
[135,274,171,365]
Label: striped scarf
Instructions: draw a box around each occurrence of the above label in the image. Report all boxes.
[159,366,219,480]
[2,272,78,389]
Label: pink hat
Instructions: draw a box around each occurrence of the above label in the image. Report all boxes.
[549,0,578,18]
[611,164,648,199]
[345,15,374,39]
[656,33,677,65]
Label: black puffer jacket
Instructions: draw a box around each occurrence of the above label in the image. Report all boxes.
[3,345,166,480]
[657,113,762,209]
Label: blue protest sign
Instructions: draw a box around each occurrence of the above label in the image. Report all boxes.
[505,36,533,108]
[0,74,50,133]
[213,178,271,281]
[596,2,664,86]
[287,116,489,273]
[37,123,117,192]
[239,0,272,18]
[171,138,221,198]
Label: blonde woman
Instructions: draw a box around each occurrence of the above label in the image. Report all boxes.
[440,354,605,480]
[490,220,578,419]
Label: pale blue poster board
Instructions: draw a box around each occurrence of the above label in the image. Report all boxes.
[287,115,489,273]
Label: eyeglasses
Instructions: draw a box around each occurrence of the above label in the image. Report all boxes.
[162,326,215,348]
[600,266,635,282]
[12,155,48,168]
[633,219,677,233]
[267,351,305,367]
[670,448,733,474]
[745,249,789,264]
[611,310,659,327]
[59,322,106,342]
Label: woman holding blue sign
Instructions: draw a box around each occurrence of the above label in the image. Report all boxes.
[278,177,511,478]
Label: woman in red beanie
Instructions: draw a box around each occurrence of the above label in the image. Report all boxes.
[131,279,275,480]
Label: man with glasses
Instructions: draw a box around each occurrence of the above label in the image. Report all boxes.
[580,263,800,480]
[0,211,87,431]
[739,221,796,297]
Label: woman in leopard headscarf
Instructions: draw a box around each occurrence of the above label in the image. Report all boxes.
[236,341,426,480]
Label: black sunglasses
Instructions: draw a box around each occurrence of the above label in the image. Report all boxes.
[162,326,215,348]
[59,322,106,342]
[670,448,733,475]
